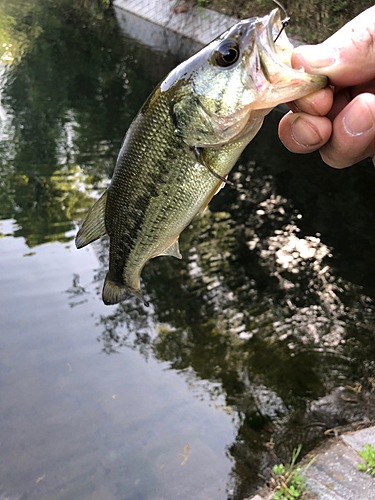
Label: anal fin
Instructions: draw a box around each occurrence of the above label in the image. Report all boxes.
[158,238,182,259]
[75,190,108,249]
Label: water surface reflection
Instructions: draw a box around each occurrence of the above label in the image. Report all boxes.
[83,124,375,497]
[1,1,375,499]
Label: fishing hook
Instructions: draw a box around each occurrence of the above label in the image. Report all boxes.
[272,0,291,43]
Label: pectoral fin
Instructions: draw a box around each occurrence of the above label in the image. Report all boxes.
[193,146,233,185]
[158,238,182,259]
[200,178,227,213]
[75,190,108,249]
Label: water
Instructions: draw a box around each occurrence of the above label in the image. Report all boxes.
[1,1,375,499]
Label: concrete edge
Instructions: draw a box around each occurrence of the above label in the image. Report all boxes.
[112,0,238,45]
[245,426,375,500]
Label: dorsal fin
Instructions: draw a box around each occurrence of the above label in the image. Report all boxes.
[158,238,182,259]
[75,190,108,249]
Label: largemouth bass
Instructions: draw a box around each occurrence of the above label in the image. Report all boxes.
[75,9,327,306]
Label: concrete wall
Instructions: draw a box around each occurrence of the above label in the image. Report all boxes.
[113,0,237,46]
[113,5,202,59]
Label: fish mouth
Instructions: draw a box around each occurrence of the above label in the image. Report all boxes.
[266,9,294,67]
[253,9,327,106]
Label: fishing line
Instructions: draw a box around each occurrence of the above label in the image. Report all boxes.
[272,0,290,43]
[193,146,233,185]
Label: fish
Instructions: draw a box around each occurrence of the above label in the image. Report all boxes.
[75,8,327,306]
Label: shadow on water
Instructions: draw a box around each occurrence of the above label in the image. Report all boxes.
[2,0,375,498]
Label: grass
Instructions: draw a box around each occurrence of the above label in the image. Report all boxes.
[268,445,316,500]
[194,0,375,43]
[357,443,375,476]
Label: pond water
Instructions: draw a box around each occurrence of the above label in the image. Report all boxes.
[1,2,375,500]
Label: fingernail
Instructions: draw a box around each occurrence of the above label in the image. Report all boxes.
[294,44,337,69]
[343,100,375,136]
[291,117,322,147]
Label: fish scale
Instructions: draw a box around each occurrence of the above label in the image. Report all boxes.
[106,90,220,300]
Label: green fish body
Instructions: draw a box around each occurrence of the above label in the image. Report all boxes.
[76,9,327,305]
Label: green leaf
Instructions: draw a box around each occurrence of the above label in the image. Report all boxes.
[273,464,285,475]
[357,444,375,476]
[289,485,300,497]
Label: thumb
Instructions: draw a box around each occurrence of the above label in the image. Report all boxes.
[290,6,375,87]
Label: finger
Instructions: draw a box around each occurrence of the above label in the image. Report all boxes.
[326,87,351,121]
[288,85,334,116]
[290,6,375,87]
[320,93,375,168]
[295,82,375,123]
[327,80,375,121]
[278,111,332,154]
[350,80,375,100]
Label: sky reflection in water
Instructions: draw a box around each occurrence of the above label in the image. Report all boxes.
[1,1,375,499]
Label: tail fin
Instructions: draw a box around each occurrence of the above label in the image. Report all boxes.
[102,274,149,307]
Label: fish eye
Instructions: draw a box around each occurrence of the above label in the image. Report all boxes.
[214,40,240,68]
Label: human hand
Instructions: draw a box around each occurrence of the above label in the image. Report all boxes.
[278,6,375,168]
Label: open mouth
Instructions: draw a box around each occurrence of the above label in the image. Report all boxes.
[258,8,327,87]
[266,8,295,68]
[250,9,327,108]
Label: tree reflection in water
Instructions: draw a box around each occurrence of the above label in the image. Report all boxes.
[69,126,375,497]
[0,0,183,246]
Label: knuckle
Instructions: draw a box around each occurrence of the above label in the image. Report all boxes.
[350,21,375,58]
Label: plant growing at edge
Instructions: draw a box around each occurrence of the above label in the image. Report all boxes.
[269,445,316,500]
[357,443,375,476]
